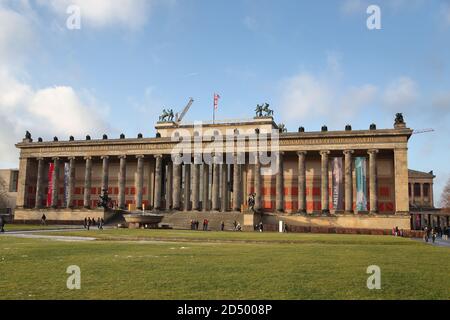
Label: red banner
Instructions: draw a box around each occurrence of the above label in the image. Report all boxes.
[47,163,54,207]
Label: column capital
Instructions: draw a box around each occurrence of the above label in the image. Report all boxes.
[36,157,44,161]
[154,154,163,159]
[101,155,109,160]
[52,157,60,161]
[136,155,145,159]
[319,150,330,156]
[296,151,307,156]
[68,156,76,160]
[83,156,92,160]
[118,155,127,159]
[343,149,354,155]
[368,149,379,155]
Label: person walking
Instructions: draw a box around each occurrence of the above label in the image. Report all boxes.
[41,214,47,226]
[233,220,238,231]
[87,217,91,231]
[432,228,436,243]
[97,217,101,229]
[220,221,225,231]
[84,217,87,229]
[259,222,263,232]
[0,215,5,233]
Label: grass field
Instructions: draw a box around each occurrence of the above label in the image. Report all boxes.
[0,229,449,300]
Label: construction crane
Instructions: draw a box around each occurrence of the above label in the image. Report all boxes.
[175,98,194,124]
[412,128,434,135]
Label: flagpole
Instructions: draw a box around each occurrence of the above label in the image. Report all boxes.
[213,93,215,124]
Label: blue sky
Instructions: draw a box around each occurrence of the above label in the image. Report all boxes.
[0,0,449,202]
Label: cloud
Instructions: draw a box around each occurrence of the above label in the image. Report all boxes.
[0,4,110,167]
[383,77,419,108]
[279,63,377,126]
[0,4,34,65]
[38,0,153,29]
[0,68,109,163]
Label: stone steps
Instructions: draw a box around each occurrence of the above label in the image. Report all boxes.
[159,211,244,231]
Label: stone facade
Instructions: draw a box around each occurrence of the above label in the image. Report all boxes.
[14,116,414,230]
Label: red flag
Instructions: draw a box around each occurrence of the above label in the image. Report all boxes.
[214,93,220,110]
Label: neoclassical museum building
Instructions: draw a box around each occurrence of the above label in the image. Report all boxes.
[13,112,422,232]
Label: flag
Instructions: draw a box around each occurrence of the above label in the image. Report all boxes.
[214,93,220,110]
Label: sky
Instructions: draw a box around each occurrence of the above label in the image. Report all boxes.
[0,0,449,203]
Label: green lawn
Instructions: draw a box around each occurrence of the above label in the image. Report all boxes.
[0,230,449,300]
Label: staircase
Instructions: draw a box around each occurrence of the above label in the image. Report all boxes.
[159,211,244,231]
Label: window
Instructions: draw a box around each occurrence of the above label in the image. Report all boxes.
[9,170,18,192]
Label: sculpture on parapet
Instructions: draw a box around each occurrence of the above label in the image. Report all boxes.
[255,103,274,118]
[395,113,405,125]
[25,131,31,140]
[278,123,287,133]
[159,109,175,122]
[255,104,264,117]
[262,103,273,116]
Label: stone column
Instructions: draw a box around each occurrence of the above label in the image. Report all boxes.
[394,147,409,215]
[420,183,424,207]
[276,152,284,212]
[154,155,163,210]
[192,156,201,210]
[136,155,144,210]
[232,154,241,211]
[172,161,182,210]
[320,151,330,214]
[297,151,307,214]
[212,156,220,211]
[202,163,210,211]
[165,161,173,210]
[83,157,92,208]
[254,152,262,212]
[183,163,191,211]
[101,156,109,194]
[35,158,45,209]
[343,150,354,213]
[16,157,31,209]
[430,183,434,208]
[51,157,60,208]
[118,155,127,209]
[368,149,378,214]
[221,163,228,212]
[67,157,76,208]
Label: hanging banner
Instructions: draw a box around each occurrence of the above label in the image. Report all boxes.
[63,162,70,207]
[355,157,367,211]
[47,163,54,207]
[331,157,344,210]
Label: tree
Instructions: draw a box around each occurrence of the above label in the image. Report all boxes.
[440,177,450,209]
[0,177,9,210]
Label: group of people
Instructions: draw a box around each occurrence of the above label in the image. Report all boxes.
[254,222,264,232]
[84,217,104,230]
[190,219,209,231]
[392,226,404,237]
[423,226,449,243]
[189,219,243,231]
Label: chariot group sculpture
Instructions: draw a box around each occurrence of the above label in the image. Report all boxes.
[159,109,175,122]
[255,103,274,118]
